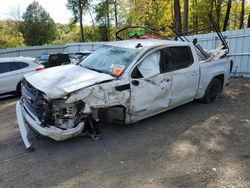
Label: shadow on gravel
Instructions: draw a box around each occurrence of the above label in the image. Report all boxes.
[0,100,227,187]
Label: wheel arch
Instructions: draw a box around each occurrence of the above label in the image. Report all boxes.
[204,73,225,97]
[16,81,22,96]
[201,75,224,103]
[98,105,129,124]
[196,72,225,99]
[213,74,224,87]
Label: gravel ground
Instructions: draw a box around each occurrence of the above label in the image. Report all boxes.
[0,78,249,188]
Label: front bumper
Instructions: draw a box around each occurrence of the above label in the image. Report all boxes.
[16,100,85,149]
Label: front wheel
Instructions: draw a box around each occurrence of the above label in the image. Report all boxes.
[202,78,222,104]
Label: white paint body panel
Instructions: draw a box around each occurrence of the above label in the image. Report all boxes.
[130,73,172,122]
[16,39,232,148]
[170,52,200,106]
[196,58,231,99]
[0,57,44,95]
[24,64,114,99]
[0,69,23,93]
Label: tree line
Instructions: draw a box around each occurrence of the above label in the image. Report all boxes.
[0,0,249,49]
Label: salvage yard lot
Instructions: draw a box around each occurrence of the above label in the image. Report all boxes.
[0,78,250,188]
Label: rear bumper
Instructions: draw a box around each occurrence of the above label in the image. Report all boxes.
[16,100,84,149]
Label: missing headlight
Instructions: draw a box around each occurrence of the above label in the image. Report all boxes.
[52,100,84,118]
[51,100,85,129]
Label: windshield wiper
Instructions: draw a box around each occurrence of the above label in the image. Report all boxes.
[84,66,108,74]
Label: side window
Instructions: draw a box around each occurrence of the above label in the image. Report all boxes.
[160,46,194,72]
[18,62,29,69]
[19,62,29,69]
[137,51,160,78]
[11,62,20,71]
[0,62,12,74]
[11,62,29,71]
[169,46,194,70]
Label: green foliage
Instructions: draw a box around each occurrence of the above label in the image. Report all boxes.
[95,0,111,41]
[52,24,80,44]
[52,24,102,44]
[186,0,250,33]
[67,0,89,23]
[127,0,173,35]
[20,1,57,45]
[1,0,250,48]
[84,0,250,44]
[67,0,90,42]
[84,26,102,41]
[0,20,24,49]
[228,1,250,30]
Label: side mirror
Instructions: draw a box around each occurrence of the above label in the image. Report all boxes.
[193,38,198,45]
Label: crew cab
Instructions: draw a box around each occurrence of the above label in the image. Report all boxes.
[16,39,232,150]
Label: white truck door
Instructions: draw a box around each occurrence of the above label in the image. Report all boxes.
[130,51,172,120]
[168,46,199,106]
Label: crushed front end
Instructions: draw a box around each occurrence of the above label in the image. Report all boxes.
[16,79,100,151]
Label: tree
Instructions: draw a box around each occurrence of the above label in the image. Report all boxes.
[174,0,182,33]
[7,5,22,39]
[0,20,24,49]
[21,1,57,45]
[67,0,89,42]
[95,0,111,41]
[114,0,118,27]
[183,0,189,33]
[248,14,250,28]
[126,0,172,35]
[8,4,22,25]
[215,0,223,30]
[223,0,232,31]
[239,0,245,29]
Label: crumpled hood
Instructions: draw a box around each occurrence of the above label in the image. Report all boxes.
[24,64,114,99]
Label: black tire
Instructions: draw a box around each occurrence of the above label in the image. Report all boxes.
[16,82,22,96]
[202,78,222,104]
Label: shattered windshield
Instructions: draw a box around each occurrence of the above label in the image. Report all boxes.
[80,45,139,77]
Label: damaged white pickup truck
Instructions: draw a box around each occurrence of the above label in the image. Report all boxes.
[16,38,232,151]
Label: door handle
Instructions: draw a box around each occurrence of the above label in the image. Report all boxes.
[132,80,139,86]
[192,72,198,75]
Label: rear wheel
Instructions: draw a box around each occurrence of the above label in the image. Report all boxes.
[202,78,222,104]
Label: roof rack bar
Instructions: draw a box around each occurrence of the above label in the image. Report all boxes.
[208,13,229,51]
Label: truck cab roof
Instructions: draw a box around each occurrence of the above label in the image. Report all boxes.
[106,39,191,50]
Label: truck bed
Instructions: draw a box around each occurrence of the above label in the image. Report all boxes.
[196,57,232,99]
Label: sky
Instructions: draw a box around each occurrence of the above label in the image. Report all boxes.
[0,0,92,24]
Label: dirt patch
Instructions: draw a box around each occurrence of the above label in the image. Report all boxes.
[0,78,249,187]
